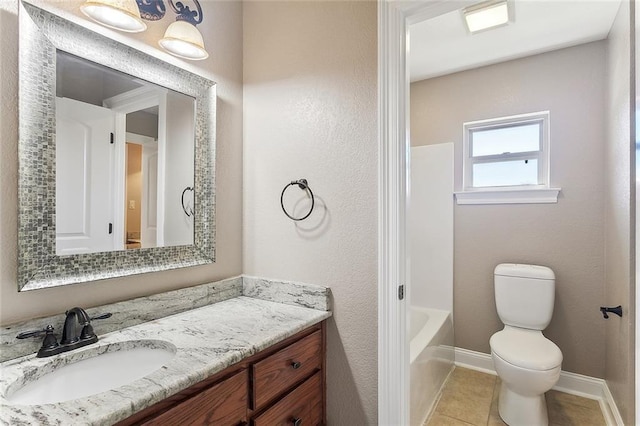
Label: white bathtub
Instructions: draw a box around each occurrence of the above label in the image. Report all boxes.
[410,307,454,426]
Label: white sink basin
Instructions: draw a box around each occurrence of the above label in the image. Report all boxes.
[5,340,176,405]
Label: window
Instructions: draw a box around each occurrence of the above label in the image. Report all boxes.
[456,111,560,204]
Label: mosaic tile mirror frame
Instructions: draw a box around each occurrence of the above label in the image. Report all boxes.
[17,2,216,291]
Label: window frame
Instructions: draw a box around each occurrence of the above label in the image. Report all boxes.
[462,111,551,191]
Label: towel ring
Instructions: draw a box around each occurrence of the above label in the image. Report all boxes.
[181,186,195,217]
[281,179,315,221]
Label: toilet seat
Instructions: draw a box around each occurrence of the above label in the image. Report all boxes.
[490,327,562,371]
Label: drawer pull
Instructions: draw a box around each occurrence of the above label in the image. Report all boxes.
[291,361,302,369]
[292,418,302,426]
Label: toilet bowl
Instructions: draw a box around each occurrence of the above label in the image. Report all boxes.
[490,264,563,426]
[490,326,562,426]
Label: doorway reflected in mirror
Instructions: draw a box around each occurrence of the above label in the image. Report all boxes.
[55,50,195,255]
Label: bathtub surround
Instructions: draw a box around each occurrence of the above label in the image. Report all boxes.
[409,307,454,425]
[0,276,330,363]
[0,297,331,425]
[409,144,454,313]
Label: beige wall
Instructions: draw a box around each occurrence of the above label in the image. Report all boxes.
[604,2,635,424]
[243,1,378,423]
[0,0,243,324]
[411,42,608,378]
[126,143,142,236]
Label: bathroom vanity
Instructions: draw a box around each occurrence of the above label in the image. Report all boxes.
[0,281,331,426]
[118,322,325,425]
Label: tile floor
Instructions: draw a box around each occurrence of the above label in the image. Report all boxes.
[425,367,606,426]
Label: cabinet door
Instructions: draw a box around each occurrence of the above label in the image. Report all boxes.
[143,369,247,426]
[253,330,322,409]
[253,372,323,426]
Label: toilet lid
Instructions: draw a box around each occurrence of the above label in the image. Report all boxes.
[490,327,562,371]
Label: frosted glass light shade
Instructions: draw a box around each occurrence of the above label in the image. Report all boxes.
[159,21,209,60]
[81,0,146,33]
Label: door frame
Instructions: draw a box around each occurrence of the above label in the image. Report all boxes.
[103,86,168,247]
[377,1,482,423]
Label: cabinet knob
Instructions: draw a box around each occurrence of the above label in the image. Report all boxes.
[292,418,302,426]
[291,361,302,369]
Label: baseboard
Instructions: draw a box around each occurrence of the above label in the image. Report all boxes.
[453,347,623,426]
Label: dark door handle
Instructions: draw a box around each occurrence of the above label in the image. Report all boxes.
[291,361,301,369]
[292,418,302,426]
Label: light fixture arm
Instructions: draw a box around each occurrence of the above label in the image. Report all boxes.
[169,0,203,25]
[136,0,167,21]
[135,0,203,25]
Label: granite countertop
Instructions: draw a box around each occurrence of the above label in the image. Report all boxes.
[0,296,332,425]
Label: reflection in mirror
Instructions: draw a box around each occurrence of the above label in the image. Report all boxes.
[18,2,216,290]
[55,51,195,255]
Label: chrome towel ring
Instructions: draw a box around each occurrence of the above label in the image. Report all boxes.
[281,179,315,221]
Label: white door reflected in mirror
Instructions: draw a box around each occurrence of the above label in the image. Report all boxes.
[55,50,195,255]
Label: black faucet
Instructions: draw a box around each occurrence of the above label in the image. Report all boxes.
[17,309,112,358]
[61,307,92,345]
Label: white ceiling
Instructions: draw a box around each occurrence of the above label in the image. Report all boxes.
[409,0,622,82]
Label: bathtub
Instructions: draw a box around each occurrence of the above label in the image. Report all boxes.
[410,307,454,426]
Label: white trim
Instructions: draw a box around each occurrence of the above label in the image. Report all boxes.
[455,187,561,204]
[103,86,168,113]
[454,347,497,375]
[601,378,627,426]
[103,87,168,247]
[378,1,409,423]
[113,112,126,250]
[453,347,624,426]
[379,1,476,423]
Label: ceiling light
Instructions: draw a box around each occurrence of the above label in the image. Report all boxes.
[463,0,510,34]
[80,0,146,33]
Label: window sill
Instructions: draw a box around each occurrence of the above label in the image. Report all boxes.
[454,187,561,205]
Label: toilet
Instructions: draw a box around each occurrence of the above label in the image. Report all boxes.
[490,264,563,426]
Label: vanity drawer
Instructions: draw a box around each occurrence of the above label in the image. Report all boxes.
[252,371,323,426]
[252,330,322,409]
[142,369,248,426]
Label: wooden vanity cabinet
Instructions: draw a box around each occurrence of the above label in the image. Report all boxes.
[117,321,326,426]
[143,370,248,426]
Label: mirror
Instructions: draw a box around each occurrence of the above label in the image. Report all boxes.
[18,2,216,291]
[55,51,195,254]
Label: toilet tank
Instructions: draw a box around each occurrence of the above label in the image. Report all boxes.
[494,264,556,330]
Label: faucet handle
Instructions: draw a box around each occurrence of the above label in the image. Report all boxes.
[16,324,54,340]
[80,313,112,340]
[17,325,59,357]
[40,325,59,350]
[90,312,112,321]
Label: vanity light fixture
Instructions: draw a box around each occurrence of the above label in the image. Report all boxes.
[80,0,208,60]
[80,0,147,33]
[463,0,511,34]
